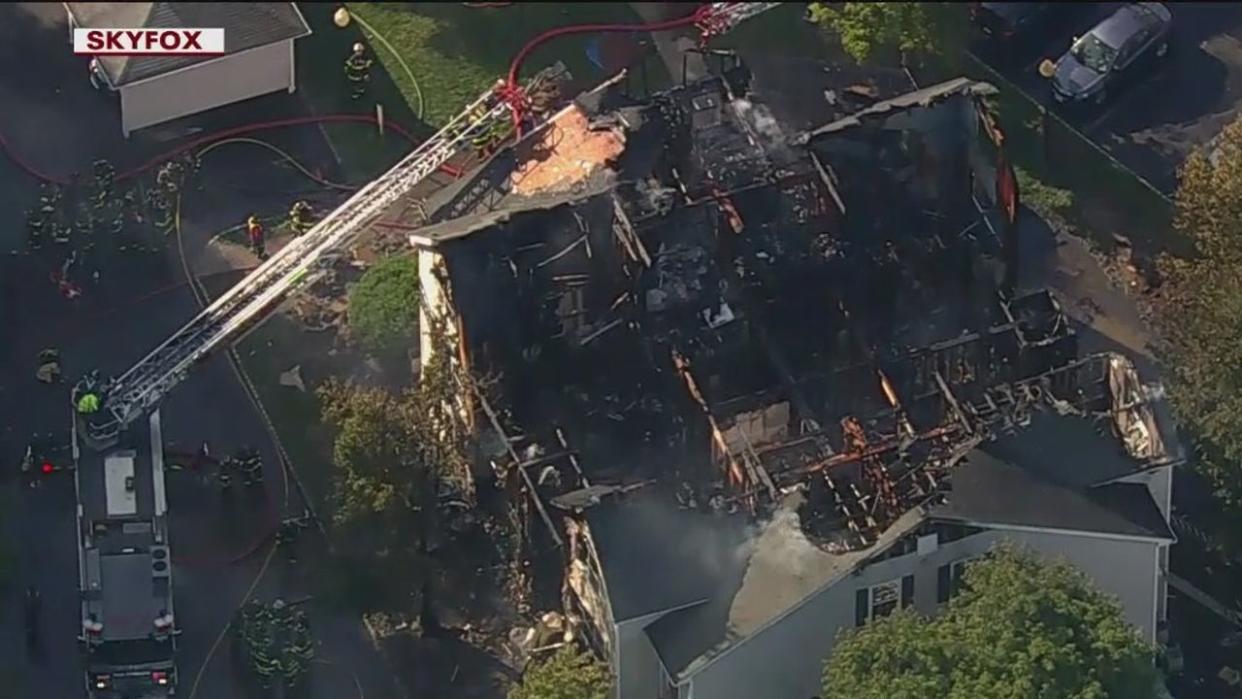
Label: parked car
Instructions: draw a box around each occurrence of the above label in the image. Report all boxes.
[1050,2,1173,107]
[969,2,1078,57]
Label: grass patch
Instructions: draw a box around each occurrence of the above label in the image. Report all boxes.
[345,2,657,127]
[296,3,425,183]
[715,3,831,56]
[1015,165,1074,215]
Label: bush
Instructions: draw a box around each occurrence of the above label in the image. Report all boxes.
[347,255,420,355]
[1015,166,1074,216]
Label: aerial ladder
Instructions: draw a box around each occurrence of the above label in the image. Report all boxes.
[74,1,783,450]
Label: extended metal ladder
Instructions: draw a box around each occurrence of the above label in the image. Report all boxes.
[95,86,517,437]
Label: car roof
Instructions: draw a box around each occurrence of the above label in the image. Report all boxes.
[1092,3,1169,48]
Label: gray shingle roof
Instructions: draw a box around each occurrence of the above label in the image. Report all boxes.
[65,3,311,87]
[931,447,1174,540]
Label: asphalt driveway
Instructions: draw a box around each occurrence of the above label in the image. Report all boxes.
[0,3,400,697]
[978,2,1242,195]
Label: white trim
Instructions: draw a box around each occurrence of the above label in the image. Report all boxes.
[287,37,296,94]
[149,410,167,518]
[1151,541,1160,645]
[862,577,902,624]
[953,519,1173,544]
[289,1,313,40]
[116,36,302,90]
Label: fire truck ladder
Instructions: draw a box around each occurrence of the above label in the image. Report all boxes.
[698,2,783,39]
[83,3,784,446]
[86,82,530,443]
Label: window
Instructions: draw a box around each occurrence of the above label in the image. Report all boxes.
[937,556,981,604]
[855,575,914,626]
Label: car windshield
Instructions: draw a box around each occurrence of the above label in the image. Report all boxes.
[1070,33,1118,73]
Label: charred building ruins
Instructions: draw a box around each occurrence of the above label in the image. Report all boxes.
[400,63,1180,699]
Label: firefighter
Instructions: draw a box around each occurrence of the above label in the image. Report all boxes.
[157,160,183,194]
[288,200,314,235]
[246,215,267,260]
[76,391,101,415]
[344,42,373,101]
[92,159,115,193]
[73,208,94,239]
[38,183,61,215]
[26,210,44,250]
[36,349,61,384]
[238,447,262,487]
[218,455,235,490]
[276,516,309,563]
[92,160,115,210]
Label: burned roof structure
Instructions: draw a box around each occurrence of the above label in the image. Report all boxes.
[405,62,1175,687]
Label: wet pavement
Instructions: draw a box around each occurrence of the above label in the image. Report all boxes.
[0,3,401,697]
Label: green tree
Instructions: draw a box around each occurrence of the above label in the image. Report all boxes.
[509,647,612,699]
[347,255,420,355]
[823,546,1160,699]
[807,2,966,64]
[318,379,433,532]
[1161,117,1242,512]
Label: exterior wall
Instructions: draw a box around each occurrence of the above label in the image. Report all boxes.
[119,40,294,135]
[686,530,1005,699]
[1001,528,1163,643]
[617,611,673,699]
[683,527,1162,699]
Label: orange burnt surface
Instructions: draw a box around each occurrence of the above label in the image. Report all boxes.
[511,106,626,196]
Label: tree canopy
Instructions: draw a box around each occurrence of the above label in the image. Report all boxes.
[1161,117,1242,511]
[807,2,966,64]
[822,547,1160,699]
[317,379,434,534]
[347,255,420,355]
[509,647,612,699]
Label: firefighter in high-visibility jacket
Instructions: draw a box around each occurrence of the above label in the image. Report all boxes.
[288,200,314,236]
[246,215,267,260]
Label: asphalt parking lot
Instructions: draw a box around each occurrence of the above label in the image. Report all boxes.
[979,2,1242,196]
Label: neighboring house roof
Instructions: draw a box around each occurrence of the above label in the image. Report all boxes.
[64,2,311,87]
[931,447,1175,540]
[642,499,926,679]
[980,412,1146,489]
[583,490,751,623]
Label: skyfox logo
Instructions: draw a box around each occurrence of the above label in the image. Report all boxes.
[73,28,225,56]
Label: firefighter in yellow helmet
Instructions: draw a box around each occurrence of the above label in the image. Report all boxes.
[344,42,373,101]
[246,215,267,260]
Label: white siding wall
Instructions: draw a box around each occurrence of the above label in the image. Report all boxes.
[119,40,293,135]
[1002,529,1162,643]
[617,611,676,699]
[683,528,1161,699]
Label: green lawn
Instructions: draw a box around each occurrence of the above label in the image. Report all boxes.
[345,2,658,127]
[715,3,834,57]
[296,3,426,183]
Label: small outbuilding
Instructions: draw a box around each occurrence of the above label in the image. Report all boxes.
[64,3,312,137]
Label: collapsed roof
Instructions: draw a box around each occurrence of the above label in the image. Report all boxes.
[403,64,1178,679]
